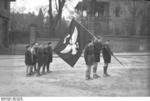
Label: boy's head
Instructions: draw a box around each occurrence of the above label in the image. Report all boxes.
[48,42,52,45]
[97,36,102,42]
[105,40,110,45]
[33,42,39,47]
[88,39,94,46]
[26,45,30,50]
[93,36,102,43]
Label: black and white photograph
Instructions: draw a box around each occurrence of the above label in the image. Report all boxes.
[0,0,150,98]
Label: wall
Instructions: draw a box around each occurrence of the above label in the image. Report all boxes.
[83,0,150,37]
[103,36,150,52]
[80,0,150,52]
[0,0,10,47]
[108,0,148,36]
[0,18,3,47]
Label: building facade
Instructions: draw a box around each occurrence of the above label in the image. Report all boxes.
[75,0,150,52]
[0,0,15,48]
[76,0,150,37]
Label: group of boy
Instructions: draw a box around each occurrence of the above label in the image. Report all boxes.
[84,37,113,80]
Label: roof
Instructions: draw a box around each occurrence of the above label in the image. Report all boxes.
[9,0,16,1]
[75,1,87,11]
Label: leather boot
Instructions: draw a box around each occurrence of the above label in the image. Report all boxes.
[103,66,110,77]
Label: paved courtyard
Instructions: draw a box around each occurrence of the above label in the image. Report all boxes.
[0,54,150,96]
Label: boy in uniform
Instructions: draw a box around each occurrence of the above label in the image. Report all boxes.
[84,40,95,80]
[102,40,113,77]
[93,36,103,79]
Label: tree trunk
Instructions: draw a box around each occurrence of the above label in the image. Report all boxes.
[48,0,66,38]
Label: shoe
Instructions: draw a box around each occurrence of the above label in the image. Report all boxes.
[26,74,31,77]
[103,73,110,77]
[86,77,92,80]
[36,73,41,77]
[47,70,52,73]
[26,74,29,77]
[93,74,100,79]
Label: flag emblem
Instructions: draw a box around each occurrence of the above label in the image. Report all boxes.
[54,19,93,67]
[60,27,79,55]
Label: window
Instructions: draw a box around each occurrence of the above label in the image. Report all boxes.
[115,6,121,17]
[4,0,8,9]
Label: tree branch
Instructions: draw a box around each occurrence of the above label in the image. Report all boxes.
[55,0,59,13]
[49,0,53,20]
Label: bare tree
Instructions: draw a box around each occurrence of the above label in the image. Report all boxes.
[48,0,66,37]
[127,0,146,36]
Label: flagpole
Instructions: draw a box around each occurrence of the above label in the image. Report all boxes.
[74,19,126,68]
[74,19,98,39]
[112,55,126,67]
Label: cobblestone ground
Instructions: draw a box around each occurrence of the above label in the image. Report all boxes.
[0,55,150,96]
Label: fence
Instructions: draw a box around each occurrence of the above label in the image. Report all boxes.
[103,36,150,52]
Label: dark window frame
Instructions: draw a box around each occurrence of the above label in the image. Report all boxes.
[115,6,121,17]
[4,0,8,9]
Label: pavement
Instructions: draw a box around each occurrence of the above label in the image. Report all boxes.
[0,54,149,96]
[1,52,150,57]
[0,53,150,68]
[1,43,150,55]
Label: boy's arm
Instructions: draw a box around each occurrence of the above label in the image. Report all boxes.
[84,46,88,62]
[107,45,113,56]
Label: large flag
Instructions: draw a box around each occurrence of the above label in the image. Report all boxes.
[54,19,93,67]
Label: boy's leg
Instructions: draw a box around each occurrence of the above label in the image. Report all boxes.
[28,66,32,75]
[86,65,91,80]
[26,66,29,76]
[47,62,50,72]
[30,66,33,74]
[42,64,46,74]
[103,63,110,77]
[93,62,100,79]
[93,62,97,73]
[36,63,41,76]
[34,64,37,72]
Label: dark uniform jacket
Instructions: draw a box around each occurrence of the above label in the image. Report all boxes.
[25,50,33,66]
[36,45,53,66]
[102,44,113,63]
[84,44,95,65]
[37,46,48,66]
[47,46,53,63]
[32,46,39,65]
[93,41,102,62]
